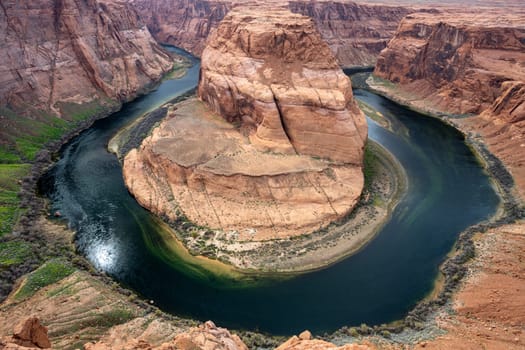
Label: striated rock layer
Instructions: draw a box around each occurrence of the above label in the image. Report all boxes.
[374,11,525,115]
[0,0,173,139]
[123,8,366,240]
[373,10,525,195]
[130,0,411,67]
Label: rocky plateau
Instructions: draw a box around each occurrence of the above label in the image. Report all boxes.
[123,7,367,241]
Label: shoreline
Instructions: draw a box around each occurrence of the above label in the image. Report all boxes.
[2,64,522,348]
[366,74,521,211]
[321,73,525,340]
[109,96,407,275]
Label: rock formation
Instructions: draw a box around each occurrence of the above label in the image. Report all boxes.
[130,0,231,57]
[123,8,366,240]
[84,321,248,350]
[0,0,173,111]
[0,0,173,151]
[372,10,525,195]
[276,330,375,350]
[288,1,411,67]
[130,0,412,67]
[374,11,525,115]
[0,317,51,349]
[197,8,367,163]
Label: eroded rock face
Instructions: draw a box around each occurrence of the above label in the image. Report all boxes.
[0,0,173,116]
[84,321,248,350]
[373,10,525,195]
[123,8,366,240]
[198,8,367,163]
[130,0,412,67]
[130,0,231,57]
[374,11,525,115]
[0,317,51,349]
[288,1,411,67]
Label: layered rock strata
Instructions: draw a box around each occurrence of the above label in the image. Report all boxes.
[288,0,411,67]
[372,10,525,195]
[0,0,173,119]
[130,0,412,67]
[374,11,525,115]
[123,8,366,240]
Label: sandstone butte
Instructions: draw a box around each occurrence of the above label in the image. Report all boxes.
[0,0,173,150]
[129,0,411,67]
[123,7,367,240]
[373,10,525,195]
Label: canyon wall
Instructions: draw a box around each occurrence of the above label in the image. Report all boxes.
[123,7,366,241]
[0,0,173,145]
[373,10,525,195]
[374,12,525,115]
[288,1,411,67]
[130,0,411,67]
[198,7,367,163]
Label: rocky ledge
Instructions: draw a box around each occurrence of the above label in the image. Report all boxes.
[123,7,367,243]
[371,9,525,196]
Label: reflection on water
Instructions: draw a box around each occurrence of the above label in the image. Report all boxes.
[40,55,500,335]
[89,238,118,271]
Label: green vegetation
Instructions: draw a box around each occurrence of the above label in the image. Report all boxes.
[363,143,380,188]
[15,259,76,300]
[55,99,116,123]
[80,309,136,328]
[0,240,33,266]
[162,60,192,81]
[0,98,116,241]
[0,164,30,236]
[357,100,390,129]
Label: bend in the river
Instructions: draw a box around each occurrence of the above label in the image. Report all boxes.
[40,47,500,335]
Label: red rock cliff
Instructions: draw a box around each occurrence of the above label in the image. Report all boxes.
[0,0,173,116]
[373,10,525,194]
[123,7,366,242]
[198,7,367,163]
[130,0,412,67]
[374,11,525,115]
[288,0,411,67]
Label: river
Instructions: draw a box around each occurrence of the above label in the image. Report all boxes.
[40,47,499,335]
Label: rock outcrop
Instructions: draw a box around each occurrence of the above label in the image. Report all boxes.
[84,321,248,350]
[0,317,51,349]
[0,0,173,111]
[130,0,412,67]
[130,0,230,57]
[374,11,525,115]
[123,8,366,241]
[372,10,525,195]
[276,330,375,350]
[0,0,173,150]
[198,8,367,163]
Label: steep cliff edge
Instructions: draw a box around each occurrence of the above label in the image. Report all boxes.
[0,0,174,159]
[123,8,367,248]
[374,12,525,115]
[372,10,525,195]
[288,1,411,67]
[130,0,412,67]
